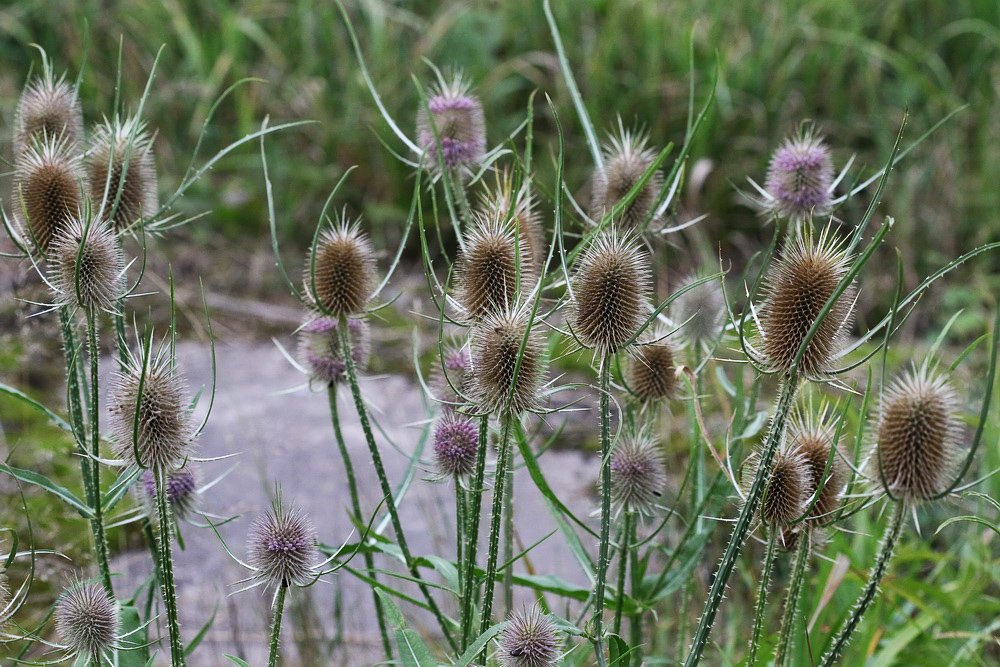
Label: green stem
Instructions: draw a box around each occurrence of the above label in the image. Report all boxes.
[820,502,905,666]
[461,414,490,650]
[154,470,186,667]
[268,583,288,667]
[503,440,515,616]
[456,482,466,607]
[593,354,613,667]
[479,412,515,642]
[338,316,457,651]
[613,511,634,637]
[747,530,779,666]
[775,530,812,667]
[684,375,800,667]
[629,513,643,662]
[326,386,392,660]
[85,309,114,595]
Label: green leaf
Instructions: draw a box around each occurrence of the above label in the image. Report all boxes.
[223,656,251,667]
[103,466,143,513]
[184,602,218,656]
[0,382,72,431]
[116,605,150,667]
[935,515,1000,537]
[608,634,632,666]
[375,588,437,667]
[453,622,505,666]
[0,463,93,518]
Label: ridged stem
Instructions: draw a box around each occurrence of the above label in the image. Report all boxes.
[820,502,905,666]
[593,354,613,667]
[326,386,391,660]
[684,375,800,667]
[154,469,186,667]
[267,583,288,667]
[460,414,490,650]
[613,511,635,637]
[629,513,643,662]
[58,307,93,497]
[775,530,812,666]
[503,441,515,615]
[478,412,515,643]
[338,315,456,651]
[456,482,466,609]
[85,308,114,596]
[747,530,780,666]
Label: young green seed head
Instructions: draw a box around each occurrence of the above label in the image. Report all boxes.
[763,125,834,224]
[757,228,855,378]
[14,74,83,157]
[298,315,369,385]
[306,221,377,317]
[870,365,961,501]
[455,211,533,320]
[416,71,486,175]
[248,500,318,588]
[481,169,545,276]
[12,135,84,254]
[627,330,678,402]
[670,272,726,350]
[570,231,652,353]
[788,411,846,525]
[745,445,810,529]
[591,125,664,230]
[87,116,158,231]
[609,435,667,515]
[498,603,561,667]
[49,217,125,313]
[469,308,546,414]
[55,581,118,660]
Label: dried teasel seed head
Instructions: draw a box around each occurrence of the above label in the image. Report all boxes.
[297,315,369,385]
[248,499,318,588]
[481,169,545,276]
[570,231,652,353]
[870,365,961,502]
[762,124,834,224]
[788,411,846,525]
[627,330,678,402]
[455,212,533,320]
[498,603,561,667]
[433,416,479,477]
[416,71,486,175]
[757,228,855,378]
[108,345,193,472]
[670,272,726,350]
[12,135,85,254]
[87,116,159,231]
[49,217,125,313]
[306,221,377,317]
[609,435,667,515]
[0,570,10,618]
[744,445,810,529]
[431,346,472,413]
[469,308,546,414]
[141,467,199,521]
[591,125,664,231]
[14,73,84,157]
[55,581,119,659]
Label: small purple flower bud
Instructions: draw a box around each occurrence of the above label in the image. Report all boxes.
[498,603,561,667]
[141,468,198,520]
[248,500,318,589]
[299,315,369,385]
[763,126,834,223]
[433,416,479,477]
[416,72,486,175]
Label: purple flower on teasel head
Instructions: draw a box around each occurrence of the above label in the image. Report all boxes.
[763,125,834,224]
[416,72,486,175]
[433,416,479,478]
[298,315,369,385]
[141,467,198,520]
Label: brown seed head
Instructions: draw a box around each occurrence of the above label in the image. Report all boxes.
[787,410,846,524]
[12,135,84,254]
[480,169,545,275]
[49,217,125,313]
[14,74,83,157]
[455,212,532,320]
[87,116,158,231]
[306,222,377,316]
[591,126,664,231]
[745,446,810,529]
[469,308,546,414]
[609,435,667,515]
[627,330,678,402]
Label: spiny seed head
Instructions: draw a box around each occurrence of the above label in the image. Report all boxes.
[433,416,479,477]
[498,604,561,667]
[469,308,547,414]
[298,315,369,385]
[248,501,318,588]
[571,231,652,352]
[14,74,84,157]
[627,330,678,402]
[481,169,545,275]
[870,365,961,501]
[609,435,667,515]
[431,346,472,413]
[744,446,810,529]
[758,228,855,378]
[591,125,664,231]
[455,212,533,320]
[763,125,834,223]
[670,273,726,350]
[417,71,486,174]
[87,116,158,231]
[12,135,85,254]
[108,345,192,472]
[306,221,377,317]
[787,411,846,524]
[49,217,125,313]
[55,581,118,659]
[0,570,10,618]
[141,467,199,520]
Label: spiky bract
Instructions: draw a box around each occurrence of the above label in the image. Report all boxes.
[745,446,810,529]
[14,75,83,157]
[498,604,561,667]
[433,416,479,477]
[49,217,125,313]
[141,467,199,521]
[455,212,533,320]
[871,365,961,502]
[108,345,192,472]
[670,273,726,350]
[570,231,652,353]
[627,331,678,402]
[788,411,846,524]
[248,501,319,588]
[55,582,119,659]
[416,72,486,174]
[591,127,664,230]
[12,136,84,254]
[763,126,834,223]
[757,228,855,378]
[298,316,369,385]
[431,346,471,412]
[0,570,10,618]
[469,308,546,414]
[610,435,667,515]
[87,116,158,231]
[306,222,377,317]
[481,169,545,275]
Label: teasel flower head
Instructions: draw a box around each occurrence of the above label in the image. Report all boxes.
[433,416,479,478]
[248,498,319,588]
[431,346,472,412]
[416,71,486,175]
[756,227,855,378]
[108,343,193,472]
[609,434,667,515]
[14,71,84,157]
[497,603,561,667]
[744,444,811,529]
[570,230,652,353]
[140,467,199,521]
[305,219,377,317]
[455,211,533,320]
[626,328,678,403]
[87,116,158,231]
[481,169,545,275]
[298,315,369,385]
[49,217,126,313]
[55,581,119,661]
[12,135,85,254]
[469,307,547,414]
[591,123,664,231]
[869,364,961,502]
[788,408,846,525]
[762,124,834,224]
[670,272,726,351]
